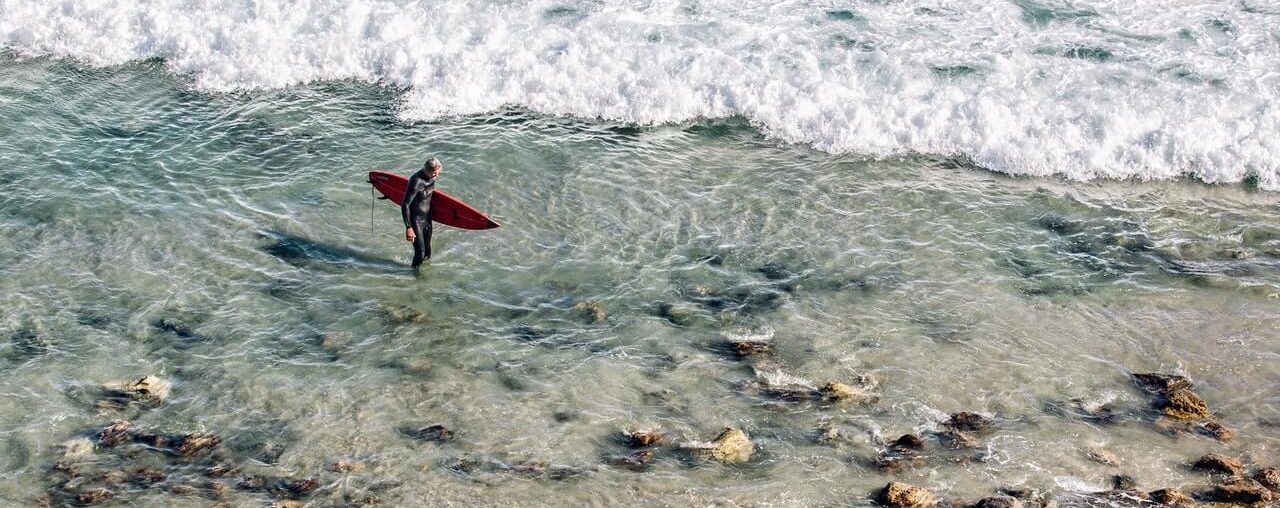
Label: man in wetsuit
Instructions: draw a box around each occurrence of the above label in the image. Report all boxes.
[402,158,441,268]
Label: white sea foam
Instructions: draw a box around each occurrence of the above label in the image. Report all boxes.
[2,0,1277,189]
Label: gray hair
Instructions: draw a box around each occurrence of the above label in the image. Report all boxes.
[424,158,442,171]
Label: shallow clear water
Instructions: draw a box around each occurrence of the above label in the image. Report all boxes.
[1,55,1279,507]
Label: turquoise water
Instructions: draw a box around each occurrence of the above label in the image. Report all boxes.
[1,55,1279,507]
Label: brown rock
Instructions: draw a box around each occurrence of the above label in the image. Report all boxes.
[163,482,198,496]
[730,338,774,357]
[707,427,754,463]
[60,438,95,460]
[621,428,665,447]
[74,488,113,505]
[877,481,936,508]
[205,463,238,477]
[1085,447,1120,466]
[1201,478,1274,505]
[1197,421,1234,442]
[236,474,267,491]
[400,424,453,442]
[102,375,171,402]
[891,434,926,452]
[1112,474,1139,490]
[948,412,994,433]
[815,421,844,444]
[1148,488,1193,506]
[130,466,166,486]
[171,433,222,456]
[972,496,1022,508]
[685,427,754,464]
[1162,389,1210,421]
[319,332,351,351]
[608,449,654,472]
[997,488,1048,508]
[1132,373,1192,395]
[571,301,607,323]
[821,381,878,404]
[270,478,319,499]
[269,502,303,508]
[1193,453,1243,475]
[97,421,137,447]
[939,429,979,449]
[1254,467,1280,491]
[99,470,128,486]
[380,304,426,324]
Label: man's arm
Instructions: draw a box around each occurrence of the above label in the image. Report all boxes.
[402,173,421,228]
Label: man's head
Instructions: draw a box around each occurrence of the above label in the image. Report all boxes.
[424,158,442,179]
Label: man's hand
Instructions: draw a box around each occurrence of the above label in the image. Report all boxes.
[406,227,416,242]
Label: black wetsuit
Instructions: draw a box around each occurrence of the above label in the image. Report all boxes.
[401,170,435,267]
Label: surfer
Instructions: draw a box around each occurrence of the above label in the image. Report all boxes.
[402,158,441,268]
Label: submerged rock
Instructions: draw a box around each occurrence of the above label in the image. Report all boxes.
[74,488,113,506]
[607,450,654,472]
[875,450,927,471]
[1132,373,1193,395]
[269,478,320,499]
[620,428,666,448]
[997,487,1049,508]
[655,302,698,327]
[571,301,607,324]
[442,454,589,481]
[890,434,926,452]
[379,304,427,325]
[1254,467,1280,491]
[1148,488,1193,506]
[328,460,367,473]
[1131,372,1212,421]
[684,427,754,464]
[1045,398,1118,424]
[97,421,137,447]
[1193,453,1244,476]
[168,432,222,457]
[400,424,454,443]
[1197,421,1234,442]
[972,496,1022,508]
[947,412,994,433]
[1084,447,1120,466]
[1162,389,1211,421]
[1112,475,1139,490]
[821,381,879,404]
[814,421,845,444]
[745,369,819,401]
[877,481,936,508]
[1199,478,1274,505]
[60,438,95,460]
[938,429,980,450]
[101,375,171,404]
[129,466,166,486]
[728,337,774,357]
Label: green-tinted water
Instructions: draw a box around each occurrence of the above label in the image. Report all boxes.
[2,56,1278,507]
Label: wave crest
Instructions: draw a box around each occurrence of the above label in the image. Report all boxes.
[2,0,1277,189]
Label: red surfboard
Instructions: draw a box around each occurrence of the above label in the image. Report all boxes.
[368,171,500,230]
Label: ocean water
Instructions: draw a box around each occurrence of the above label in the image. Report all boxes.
[1,2,1279,507]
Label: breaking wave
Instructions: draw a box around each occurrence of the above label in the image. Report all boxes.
[3,0,1277,188]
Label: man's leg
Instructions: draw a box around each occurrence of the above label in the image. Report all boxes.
[411,218,428,267]
[421,219,433,262]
